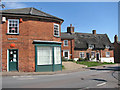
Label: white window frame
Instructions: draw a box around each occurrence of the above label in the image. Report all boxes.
[54,47,61,64]
[64,40,68,46]
[105,45,110,49]
[89,44,94,49]
[7,19,19,34]
[54,23,59,37]
[106,52,110,57]
[37,46,53,65]
[80,52,84,58]
[63,50,69,59]
[91,51,95,58]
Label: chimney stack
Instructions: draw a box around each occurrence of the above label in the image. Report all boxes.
[114,35,118,42]
[67,24,74,33]
[92,30,96,35]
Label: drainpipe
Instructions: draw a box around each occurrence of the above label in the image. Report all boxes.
[71,40,72,59]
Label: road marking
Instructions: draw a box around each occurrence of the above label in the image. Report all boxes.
[12,76,35,80]
[55,74,68,76]
[18,78,35,80]
[97,82,106,87]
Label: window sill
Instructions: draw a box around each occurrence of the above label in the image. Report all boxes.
[6,33,19,35]
[54,35,60,38]
[37,64,52,66]
[63,45,68,47]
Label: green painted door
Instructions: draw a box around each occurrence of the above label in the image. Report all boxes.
[9,49,18,71]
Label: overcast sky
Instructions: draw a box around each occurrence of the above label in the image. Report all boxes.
[2,2,118,42]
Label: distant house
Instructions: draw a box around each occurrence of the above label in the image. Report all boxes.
[1,7,64,72]
[61,24,114,63]
[113,35,120,63]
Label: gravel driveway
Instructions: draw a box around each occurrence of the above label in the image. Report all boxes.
[62,61,87,70]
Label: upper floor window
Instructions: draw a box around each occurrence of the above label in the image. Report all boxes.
[88,44,94,49]
[105,45,110,49]
[106,52,110,57]
[54,23,59,37]
[64,40,68,46]
[8,19,19,34]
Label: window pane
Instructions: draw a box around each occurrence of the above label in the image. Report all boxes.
[64,40,68,46]
[106,52,110,57]
[80,52,84,58]
[91,52,95,58]
[37,47,52,65]
[54,47,61,64]
[65,52,68,57]
[8,19,19,34]
[54,24,59,36]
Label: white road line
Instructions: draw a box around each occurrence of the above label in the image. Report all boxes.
[97,82,106,87]
[18,78,35,80]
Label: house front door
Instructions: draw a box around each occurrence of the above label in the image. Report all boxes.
[96,53,99,60]
[63,50,69,59]
[9,49,18,71]
[86,53,90,60]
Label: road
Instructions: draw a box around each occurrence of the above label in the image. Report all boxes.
[2,65,120,89]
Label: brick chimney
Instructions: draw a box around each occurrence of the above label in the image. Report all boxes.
[67,24,74,33]
[92,30,96,35]
[114,35,118,42]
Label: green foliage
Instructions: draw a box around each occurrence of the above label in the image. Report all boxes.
[77,58,89,61]
[62,57,68,61]
[62,65,65,69]
[68,59,74,62]
[76,61,115,67]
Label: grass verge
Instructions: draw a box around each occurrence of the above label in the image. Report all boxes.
[76,61,115,67]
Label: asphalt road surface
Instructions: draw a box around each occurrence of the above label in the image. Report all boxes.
[2,65,120,89]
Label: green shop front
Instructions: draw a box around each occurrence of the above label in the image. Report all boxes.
[34,40,62,72]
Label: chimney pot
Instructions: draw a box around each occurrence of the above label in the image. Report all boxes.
[114,35,118,42]
[67,24,74,33]
[92,30,96,35]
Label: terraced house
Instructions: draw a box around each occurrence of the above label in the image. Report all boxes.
[61,24,114,63]
[1,7,64,72]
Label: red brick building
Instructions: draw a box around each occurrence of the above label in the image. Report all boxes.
[1,7,64,72]
[113,35,120,63]
[61,24,114,63]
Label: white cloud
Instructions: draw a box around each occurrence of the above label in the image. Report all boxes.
[3,2,27,9]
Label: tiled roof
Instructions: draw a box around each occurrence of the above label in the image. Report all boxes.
[1,7,64,21]
[61,32,114,50]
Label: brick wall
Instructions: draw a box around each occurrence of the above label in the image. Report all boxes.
[2,16,61,72]
[61,39,74,59]
[61,38,114,61]
[74,49,114,59]
[113,42,120,63]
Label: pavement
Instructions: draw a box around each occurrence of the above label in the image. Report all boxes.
[2,63,119,76]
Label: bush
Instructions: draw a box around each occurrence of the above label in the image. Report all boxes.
[77,58,84,61]
[68,59,74,62]
[77,58,89,61]
[62,65,65,69]
[62,57,68,61]
[84,58,89,61]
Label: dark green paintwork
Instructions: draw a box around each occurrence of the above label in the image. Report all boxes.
[36,64,61,72]
[52,47,55,72]
[9,62,18,71]
[36,65,53,72]
[35,44,62,72]
[54,64,62,71]
[8,49,18,71]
